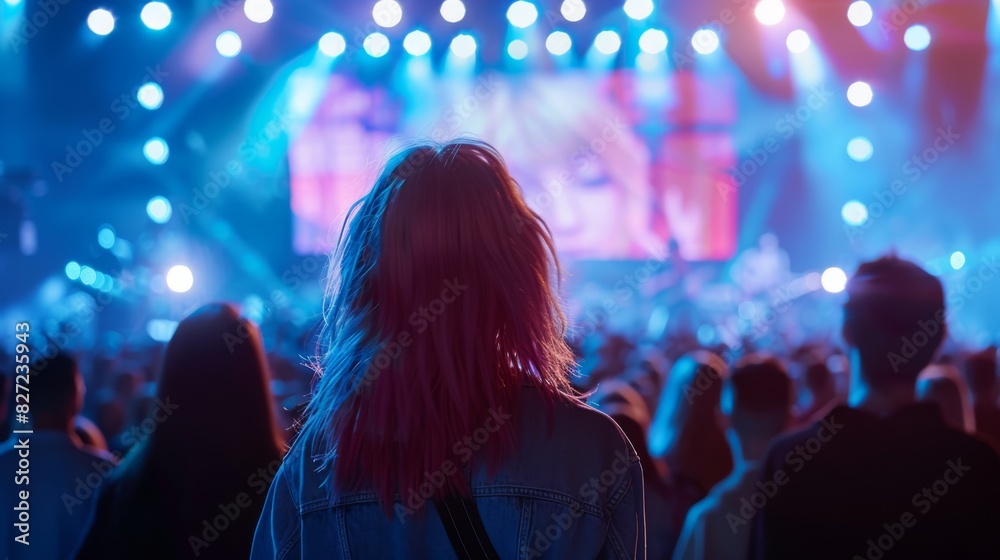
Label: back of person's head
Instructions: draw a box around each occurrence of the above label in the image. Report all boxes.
[649,350,733,485]
[843,256,946,389]
[31,352,82,430]
[150,303,282,463]
[723,357,792,440]
[964,346,998,400]
[918,365,976,433]
[304,140,576,512]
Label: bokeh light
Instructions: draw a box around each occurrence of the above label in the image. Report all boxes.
[244,0,273,23]
[97,227,116,249]
[137,83,164,110]
[950,251,966,270]
[507,1,538,28]
[140,2,172,30]
[440,0,465,23]
[166,265,194,293]
[507,39,528,60]
[545,31,572,56]
[786,30,810,53]
[146,196,172,223]
[87,9,115,35]
[363,32,390,57]
[373,0,402,28]
[319,32,346,57]
[215,31,242,57]
[847,1,873,27]
[847,136,874,162]
[847,81,873,107]
[904,25,931,51]
[638,29,668,54]
[450,34,477,58]
[65,261,81,280]
[755,0,785,26]
[560,0,586,22]
[623,0,653,20]
[841,200,869,226]
[594,30,621,55]
[143,138,169,165]
[821,267,848,293]
[691,29,719,55]
[404,30,432,56]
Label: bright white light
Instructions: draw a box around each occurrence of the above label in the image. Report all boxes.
[98,227,116,249]
[450,34,477,58]
[847,136,874,162]
[143,138,169,165]
[319,32,346,57]
[545,31,572,56]
[950,251,966,270]
[244,0,273,23]
[373,0,402,28]
[636,52,658,71]
[623,0,653,20]
[847,1,873,27]
[440,0,465,23]
[87,9,115,36]
[594,30,621,54]
[904,25,931,51]
[137,83,164,110]
[786,29,810,53]
[754,0,785,26]
[841,200,869,226]
[363,32,390,57]
[166,265,194,293]
[847,81,873,107]
[692,29,719,55]
[507,39,528,60]
[216,30,242,57]
[404,30,432,56]
[66,262,82,280]
[147,196,172,223]
[561,0,586,22]
[507,1,538,28]
[821,267,848,294]
[638,28,668,54]
[140,2,172,30]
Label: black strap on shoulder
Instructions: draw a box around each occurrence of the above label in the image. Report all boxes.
[433,495,501,560]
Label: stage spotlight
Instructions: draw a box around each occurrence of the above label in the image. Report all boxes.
[166,265,194,293]
[847,81,873,107]
[143,138,169,165]
[638,28,667,54]
[841,200,869,226]
[440,0,465,23]
[140,2,172,30]
[950,251,966,270]
[846,136,874,162]
[373,0,402,28]
[561,0,585,22]
[66,262,81,281]
[98,227,115,249]
[137,83,164,110]
[904,25,931,51]
[692,29,719,55]
[507,1,538,28]
[404,30,431,56]
[786,29,810,53]
[847,1,873,27]
[545,31,572,56]
[80,266,97,286]
[623,0,653,20]
[821,267,848,294]
[319,32,346,57]
[244,0,273,24]
[594,30,621,54]
[147,196,172,223]
[507,39,528,60]
[755,0,785,26]
[450,34,477,58]
[215,31,242,57]
[87,9,115,36]
[363,32,390,57]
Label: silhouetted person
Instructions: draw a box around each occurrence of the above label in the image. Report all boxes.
[918,365,975,433]
[674,357,792,560]
[252,141,645,559]
[795,361,837,424]
[749,256,1000,560]
[648,351,734,557]
[0,353,116,560]
[965,347,1000,443]
[75,304,284,560]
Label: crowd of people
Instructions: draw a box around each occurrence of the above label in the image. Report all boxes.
[2,140,1000,559]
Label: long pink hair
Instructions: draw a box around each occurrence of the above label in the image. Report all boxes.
[302,140,577,513]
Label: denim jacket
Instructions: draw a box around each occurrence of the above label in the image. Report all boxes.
[251,387,646,559]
